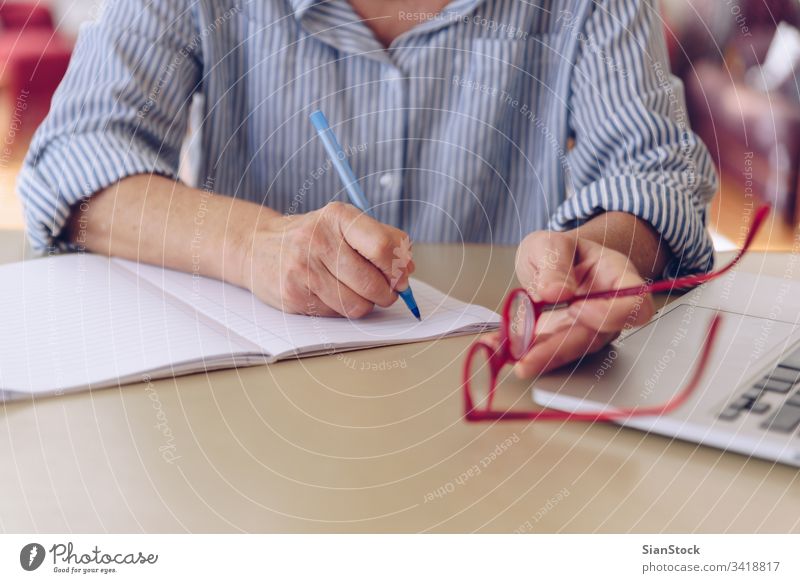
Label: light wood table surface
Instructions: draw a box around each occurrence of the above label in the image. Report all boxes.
[1,230,798,533]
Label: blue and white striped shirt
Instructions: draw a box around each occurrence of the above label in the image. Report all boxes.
[18,0,718,276]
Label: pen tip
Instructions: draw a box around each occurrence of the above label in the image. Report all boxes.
[397,288,421,320]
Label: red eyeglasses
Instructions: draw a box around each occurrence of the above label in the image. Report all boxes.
[463,205,770,422]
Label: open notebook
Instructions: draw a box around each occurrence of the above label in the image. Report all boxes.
[0,254,500,400]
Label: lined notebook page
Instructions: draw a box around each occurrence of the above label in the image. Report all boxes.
[0,255,260,396]
[115,259,501,359]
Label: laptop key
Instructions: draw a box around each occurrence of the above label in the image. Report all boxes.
[753,378,793,393]
[761,403,800,433]
[787,391,800,408]
[742,387,763,401]
[742,388,762,400]
[730,397,751,411]
[740,394,769,413]
[778,346,800,372]
[765,366,800,385]
[719,407,741,421]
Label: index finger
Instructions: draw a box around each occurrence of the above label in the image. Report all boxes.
[516,232,578,303]
[569,254,655,333]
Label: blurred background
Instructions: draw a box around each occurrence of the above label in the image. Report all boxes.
[0,0,102,229]
[0,0,798,249]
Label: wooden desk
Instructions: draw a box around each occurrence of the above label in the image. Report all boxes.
[710,177,798,252]
[1,231,798,533]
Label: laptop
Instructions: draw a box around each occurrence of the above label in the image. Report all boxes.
[532,270,800,467]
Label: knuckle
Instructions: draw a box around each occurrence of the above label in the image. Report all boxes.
[347,301,374,319]
[373,280,394,301]
[358,268,389,298]
[375,293,397,309]
[283,260,307,282]
[305,269,326,294]
[282,265,310,294]
[326,201,347,213]
[324,201,352,223]
[373,233,396,258]
[326,240,348,262]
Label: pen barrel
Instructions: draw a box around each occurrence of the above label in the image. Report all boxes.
[310,109,421,320]
[309,111,371,213]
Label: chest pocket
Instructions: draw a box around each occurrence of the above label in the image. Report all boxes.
[408,35,561,241]
[456,34,567,132]
[452,38,527,141]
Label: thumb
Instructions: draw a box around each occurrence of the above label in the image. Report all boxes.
[335,204,414,290]
[516,231,578,303]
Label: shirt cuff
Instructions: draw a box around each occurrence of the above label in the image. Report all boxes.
[17,131,178,253]
[548,176,715,278]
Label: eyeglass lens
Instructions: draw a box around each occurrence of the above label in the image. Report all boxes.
[508,291,536,360]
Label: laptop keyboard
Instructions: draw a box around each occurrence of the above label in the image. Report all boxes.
[719,344,800,434]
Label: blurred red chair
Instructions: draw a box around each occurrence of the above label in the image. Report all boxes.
[0,2,73,153]
[664,0,800,226]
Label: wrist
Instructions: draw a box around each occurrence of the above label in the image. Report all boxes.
[226,204,283,291]
[574,212,670,280]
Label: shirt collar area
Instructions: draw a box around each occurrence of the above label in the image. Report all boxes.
[288,0,485,19]
[409,0,486,36]
[291,0,386,62]
[290,0,487,61]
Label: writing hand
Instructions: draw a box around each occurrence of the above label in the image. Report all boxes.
[241,202,414,317]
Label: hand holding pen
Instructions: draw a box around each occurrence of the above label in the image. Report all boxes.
[236,139,416,319]
[239,192,417,319]
[310,110,421,320]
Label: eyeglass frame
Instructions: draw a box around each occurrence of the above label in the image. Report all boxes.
[463,205,770,423]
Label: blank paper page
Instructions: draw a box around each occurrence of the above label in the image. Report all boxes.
[0,255,259,396]
[115,259,501,359]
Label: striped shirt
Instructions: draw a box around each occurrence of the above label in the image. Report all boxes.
[18,0,718,276]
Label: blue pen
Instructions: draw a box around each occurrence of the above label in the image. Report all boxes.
[309,109,421,321]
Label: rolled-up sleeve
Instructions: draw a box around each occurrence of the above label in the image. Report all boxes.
[16,0,202,252]
[549,0,718,277]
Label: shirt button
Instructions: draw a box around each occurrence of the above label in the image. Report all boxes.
[383,69,402,82]
[379,173,397,188]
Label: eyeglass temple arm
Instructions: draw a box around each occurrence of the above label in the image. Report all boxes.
[466,205,766,422]
[466,313,722,422]
[536,205,770,310]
